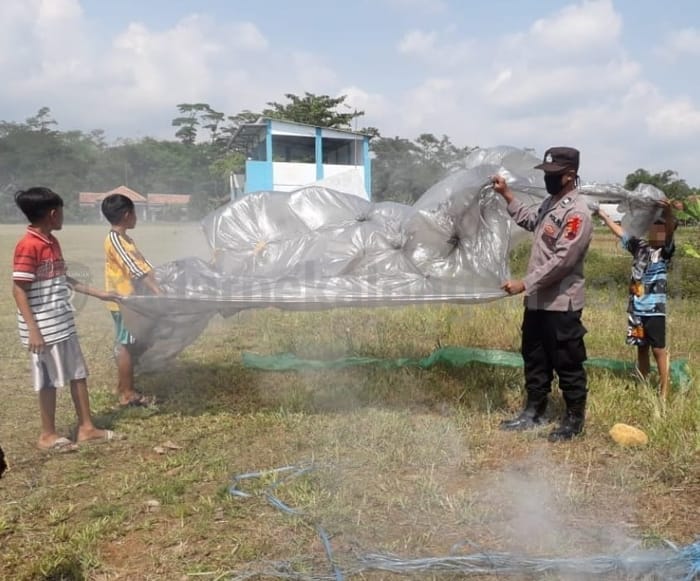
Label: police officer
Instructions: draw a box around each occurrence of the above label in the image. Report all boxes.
[491,147,593,441]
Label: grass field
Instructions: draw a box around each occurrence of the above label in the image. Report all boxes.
[0,222,698,580]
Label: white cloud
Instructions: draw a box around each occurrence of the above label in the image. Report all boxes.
[485,58,641,109]
[397,30,436,55]
[388,0,700,181]
[396,78,457,132]
[2,0,700,183]
[396,28,475,69]
[655,27,700,61]
[337,86,390,126]
[0,1,322,138]
[229,21,269,51]
[527,0,621,55]
[0,0,91,86]
[647,98,700,138]
[289,51,339,90]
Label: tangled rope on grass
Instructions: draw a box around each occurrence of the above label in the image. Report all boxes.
[228,464,700,580]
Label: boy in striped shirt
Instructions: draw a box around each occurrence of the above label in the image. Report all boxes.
[101,194,161,407]
[12,187,121,451]
[596,199,677,398]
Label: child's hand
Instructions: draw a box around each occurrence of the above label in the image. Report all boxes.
[657,198,674,217]
[27,328,46,354]
[102,292,123,303]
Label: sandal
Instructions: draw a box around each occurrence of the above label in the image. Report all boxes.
[79,429,126,445]
[38,437,79,453]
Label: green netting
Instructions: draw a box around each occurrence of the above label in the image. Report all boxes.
[242,346,692,390]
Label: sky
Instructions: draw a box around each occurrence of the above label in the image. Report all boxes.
[2,0,700,184]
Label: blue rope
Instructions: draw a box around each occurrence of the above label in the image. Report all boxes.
[681,540,700,581]
[229,464,697,581]
[229,463,343,581]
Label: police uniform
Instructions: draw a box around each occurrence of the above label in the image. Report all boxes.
[507,189,593,405]
[499,146,594,441]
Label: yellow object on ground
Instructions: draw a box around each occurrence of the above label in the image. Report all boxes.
[609,423,649,447]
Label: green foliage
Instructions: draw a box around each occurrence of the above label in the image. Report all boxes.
[0,107,236,221]
[508,240,531,278]
[624,168,697,200]
[6,99,700,225]
[669,255,700,299]
[0,109,103,217]
[0,94,374,222]
[674,195,700,226]
[262,92,363,129]
[510,241,699,300]
[584,249,629,290]
[371,134,475,203]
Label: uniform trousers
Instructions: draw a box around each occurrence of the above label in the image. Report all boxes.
[521,308,588,403]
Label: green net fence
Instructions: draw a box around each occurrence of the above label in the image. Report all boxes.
[242,346,692,390]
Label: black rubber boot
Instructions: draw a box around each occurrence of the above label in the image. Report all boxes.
[500,396,548,431]
[548,399,586,442]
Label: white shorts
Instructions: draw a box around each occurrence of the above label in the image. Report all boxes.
[29,334,89,391]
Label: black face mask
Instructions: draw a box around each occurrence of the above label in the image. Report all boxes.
[544,174,564,195]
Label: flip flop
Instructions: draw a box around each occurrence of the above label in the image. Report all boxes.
[38,437,78,453]
[79,430,126,445]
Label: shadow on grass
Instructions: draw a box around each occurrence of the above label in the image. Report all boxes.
[93,357,525,421]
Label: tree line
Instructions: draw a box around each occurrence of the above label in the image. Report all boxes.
[1,94,698,222]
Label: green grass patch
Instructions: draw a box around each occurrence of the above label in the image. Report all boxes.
[0,223,698,579]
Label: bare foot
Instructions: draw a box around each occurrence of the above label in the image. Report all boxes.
[77,427,108,443]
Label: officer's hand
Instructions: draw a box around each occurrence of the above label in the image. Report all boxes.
[501,280,525,295]
[490,175,509,196]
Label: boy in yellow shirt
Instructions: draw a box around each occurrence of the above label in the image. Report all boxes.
[102,194,161,407]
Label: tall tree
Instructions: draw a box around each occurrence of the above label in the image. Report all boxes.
[171,103,224,145]
[262,92,363,129]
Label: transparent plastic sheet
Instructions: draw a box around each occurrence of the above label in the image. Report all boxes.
[581,182,667,238]
[121,146,666,371]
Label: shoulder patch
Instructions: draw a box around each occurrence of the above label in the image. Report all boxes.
[564,214,583,239]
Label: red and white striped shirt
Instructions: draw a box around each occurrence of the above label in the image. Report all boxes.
[12,228,76,346]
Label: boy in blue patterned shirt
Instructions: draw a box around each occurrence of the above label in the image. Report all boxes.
[596,200,676,398]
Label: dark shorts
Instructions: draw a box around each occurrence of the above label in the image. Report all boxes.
[627,314,666,348]
[638,316,666,349]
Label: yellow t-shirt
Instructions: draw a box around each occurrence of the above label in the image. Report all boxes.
[104,230,153,311]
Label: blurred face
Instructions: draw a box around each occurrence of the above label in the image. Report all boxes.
[648,223,666,247]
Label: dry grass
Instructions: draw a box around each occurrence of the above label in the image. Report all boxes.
[0,223,698,580]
